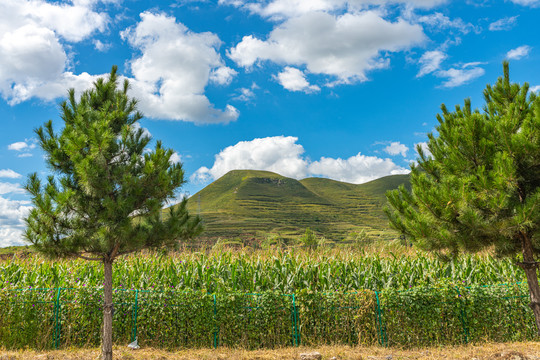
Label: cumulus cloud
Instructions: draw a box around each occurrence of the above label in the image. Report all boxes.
[384,142,409,157]
[274,67,320,92]
[0,197,32,247]
[0,169,22,179]
[228,11,424,85]
[0,182,26,195]
[417,50,447,77]
[192,136,409,184]
[0,0,108,104]
[122,12,239,124]
[308,154,409,183]
[530,85,540,93]
[220,0,447,20]
[1,8,237,124]
[436,62,485,88]
[506,45,531,60]
[192,136,309,182]
[8,141,35,152]
[209,66,237,86]
[489,16,518,31]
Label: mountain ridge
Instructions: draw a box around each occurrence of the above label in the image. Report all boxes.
[180,170,410,241]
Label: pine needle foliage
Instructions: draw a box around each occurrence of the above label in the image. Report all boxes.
[384,62,540,334]
[23,66,203,359]
[24,66,202,258]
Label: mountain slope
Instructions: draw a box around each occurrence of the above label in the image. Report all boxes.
[182,170,409,241]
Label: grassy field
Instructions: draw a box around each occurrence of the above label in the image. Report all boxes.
[2,342,540,359]
[179,170,409,242]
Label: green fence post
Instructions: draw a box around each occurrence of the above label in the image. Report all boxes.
[291,294,300,346]
[131,289,139,343]
[213,294,219,348]
[53,287,62,349]
[375,291,386,347]
[455,287,469,344]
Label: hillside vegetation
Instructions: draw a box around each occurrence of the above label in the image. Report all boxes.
[181,170,410,241]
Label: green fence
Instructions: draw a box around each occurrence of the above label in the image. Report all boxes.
[0,283,535,350]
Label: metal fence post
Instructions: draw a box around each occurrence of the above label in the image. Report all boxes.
[375,291,386,347]
[53,287,63,349]
[455,287,469,344]
[291,294,300,346]
[213,294,219,348]
[131,289,139,343]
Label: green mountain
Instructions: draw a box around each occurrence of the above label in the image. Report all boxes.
[181,170,410,241]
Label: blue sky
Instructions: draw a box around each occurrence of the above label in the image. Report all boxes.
[1,0,539,246]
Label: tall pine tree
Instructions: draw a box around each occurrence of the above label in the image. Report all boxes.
[24,66,203,359]
[385,62,540,334]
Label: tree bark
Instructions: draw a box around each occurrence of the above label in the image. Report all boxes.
[520,233,540,336]
[102,259,114,360]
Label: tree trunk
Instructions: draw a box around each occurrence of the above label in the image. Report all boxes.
[102,259,114,360]
[520,233,540,336]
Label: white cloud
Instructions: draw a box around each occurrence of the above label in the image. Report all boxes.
[417,50,447,77]
[209,66,237,85]
[220,0,447,20]
[0,169,22,179]
[416,50,485,88]
[415,12,476,34]
[169,152,182,164]
[530,85,540,93]
[9,71,101,104]
[506,45,531,60]
[274,67,320,92]
[509,0,540,6]
[192,136,309,182]
[18,153,33,158]
[228,11,425,85]
[232,87,256,102]
[0,182,25,195]
[308,154,409,183]
[415,141,432,157]
[384,142,409,157]
[24,0,108,42]
[489,16,518,31]
[2,9,237,125]
[8,141,35,152]
[93,39,111,52]
[131,122,151,138]
[437,62,485,88]
[0,197,32,247]
[0,0,108,103]
[122,12,239,124]
[192,135,409,184]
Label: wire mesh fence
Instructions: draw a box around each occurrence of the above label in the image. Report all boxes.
[0,282,535,350]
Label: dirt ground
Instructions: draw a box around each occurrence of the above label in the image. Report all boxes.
[1,342,540,360]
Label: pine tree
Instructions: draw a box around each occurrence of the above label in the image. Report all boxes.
[24,66,203,359]
[385,62,540,334]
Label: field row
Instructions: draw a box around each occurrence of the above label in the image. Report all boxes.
[1,252,525,292]
[0,283,534,350]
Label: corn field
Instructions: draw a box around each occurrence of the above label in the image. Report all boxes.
[0,250,535,350]
[0,250,525,292]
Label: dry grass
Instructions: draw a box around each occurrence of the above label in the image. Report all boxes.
[1,342,540,360]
